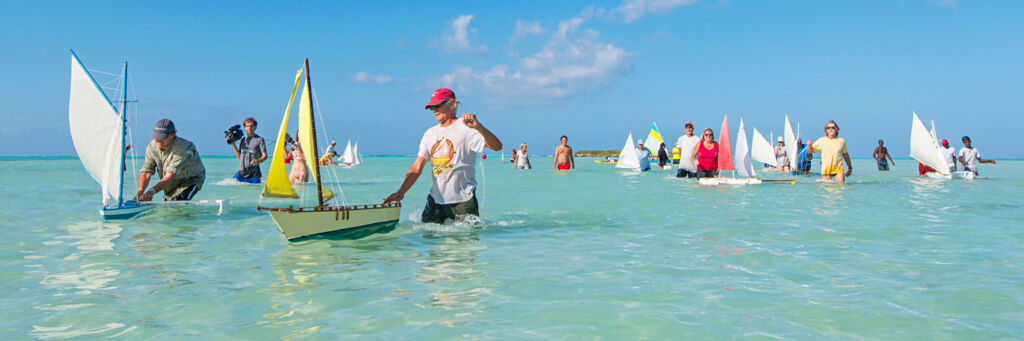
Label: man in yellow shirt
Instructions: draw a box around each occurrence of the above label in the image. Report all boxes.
[808,120,853,183]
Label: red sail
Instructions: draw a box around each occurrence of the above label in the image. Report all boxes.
[718,115,734,172]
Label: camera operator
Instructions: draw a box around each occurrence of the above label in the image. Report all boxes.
[227,117,267,183]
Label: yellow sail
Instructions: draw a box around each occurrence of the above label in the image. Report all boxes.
[261,69,303,198]
[297,76,334,201]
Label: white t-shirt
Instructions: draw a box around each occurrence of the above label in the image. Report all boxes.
[675,135,701,171]
[515,150,531,169]
[417,120,486,204]
[958,147,980,172]
[939,146,956,170]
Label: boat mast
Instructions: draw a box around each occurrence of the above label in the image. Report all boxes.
[304,58,325,207]
[117,62,128,206]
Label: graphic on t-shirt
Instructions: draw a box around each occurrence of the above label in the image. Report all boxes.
[430,138,455,176]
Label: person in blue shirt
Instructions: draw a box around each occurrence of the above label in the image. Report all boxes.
[796,138,812,174]
[637,141,652,171]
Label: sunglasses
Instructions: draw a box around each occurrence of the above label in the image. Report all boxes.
[825,126,838,130]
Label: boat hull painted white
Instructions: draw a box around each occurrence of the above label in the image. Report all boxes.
[266,205,401,240]
[698,177,763,185]
[100,201,154,219]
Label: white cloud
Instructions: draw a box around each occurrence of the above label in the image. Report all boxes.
[429,14,488,55]
[428,11,632,108]
[611,0,698,23]
[506,20,547,57]
[349,72,393,84]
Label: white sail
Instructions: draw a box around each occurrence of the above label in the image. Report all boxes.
[69,53,123,206]
[784,115,798,170]
[750,127,777,167]
[616,132,641,170]
[352,141,364,165]
[338,139,354,164]
[643,122,664,154]
[910,112,949,174]
[735,119,755,178]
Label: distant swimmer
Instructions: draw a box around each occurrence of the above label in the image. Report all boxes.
[807,120,853,183]
[775,136,790,172]
[674,122,700,178]
[509,148,519,167]
[516,143,532,170]
[135,119,206,201]
[939,139,956,172]
[958,136,995,175]
[553,135,574,170]
[691,128,719,178]
[636,141,652,171]
[671,145,681,165]
[384,88,502,224]
[873,139,895,171]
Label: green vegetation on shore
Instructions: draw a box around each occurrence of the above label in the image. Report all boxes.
[574,150,619,157]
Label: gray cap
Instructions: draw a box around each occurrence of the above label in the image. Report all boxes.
[152,119,176,140]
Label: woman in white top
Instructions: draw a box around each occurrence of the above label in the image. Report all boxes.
[516,142,532,169]
[774,137,789,172]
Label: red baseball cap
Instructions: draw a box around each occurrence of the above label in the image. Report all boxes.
[684,122,693,128]
[941,139,948,145]
[424,88,456,109]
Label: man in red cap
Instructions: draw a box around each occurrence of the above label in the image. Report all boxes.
[939,139,956,173]
[673,122,700,178]
[384,88,502,224]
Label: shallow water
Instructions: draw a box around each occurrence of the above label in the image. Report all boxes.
[1,156,1022,339]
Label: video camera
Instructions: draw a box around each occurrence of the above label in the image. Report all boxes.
[283,133,294,146]
[225,125,243,144]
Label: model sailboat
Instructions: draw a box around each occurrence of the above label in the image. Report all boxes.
[257,59,400,240]
[699,116,763,185]
[352,141,364,165]
[615,132,644,171]
[783,115,799,170]
[909,112,971,179]
[69,51,151,219]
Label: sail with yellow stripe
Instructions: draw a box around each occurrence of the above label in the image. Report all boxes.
[297,74,334,201]
[261,69,303,198]
[642,122,663,155]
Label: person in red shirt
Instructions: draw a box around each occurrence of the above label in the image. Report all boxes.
[690,128,719,178]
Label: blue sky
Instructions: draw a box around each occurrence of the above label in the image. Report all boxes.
[1,0,1021,157]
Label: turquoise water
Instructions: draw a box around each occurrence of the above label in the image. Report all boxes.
[2,156,1022,339]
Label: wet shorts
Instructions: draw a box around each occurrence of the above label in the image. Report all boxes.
[557,163,571,170]
[422,192,479,224]
[696,170,719,178]
[676,169,697,178]
[877,159,889,171]
[233,173,262,184]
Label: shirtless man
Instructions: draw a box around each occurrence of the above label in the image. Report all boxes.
[553,135,575,170]
[873,139,895,171]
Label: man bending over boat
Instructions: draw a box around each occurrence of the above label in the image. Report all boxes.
[383,88,502,224]
[135,119,206,201]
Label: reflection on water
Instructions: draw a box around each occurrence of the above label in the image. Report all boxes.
[814,184,847,217]
[416,231,488,326]
[30,221,134,339]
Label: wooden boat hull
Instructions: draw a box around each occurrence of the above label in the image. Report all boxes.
[262,203,401,240]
